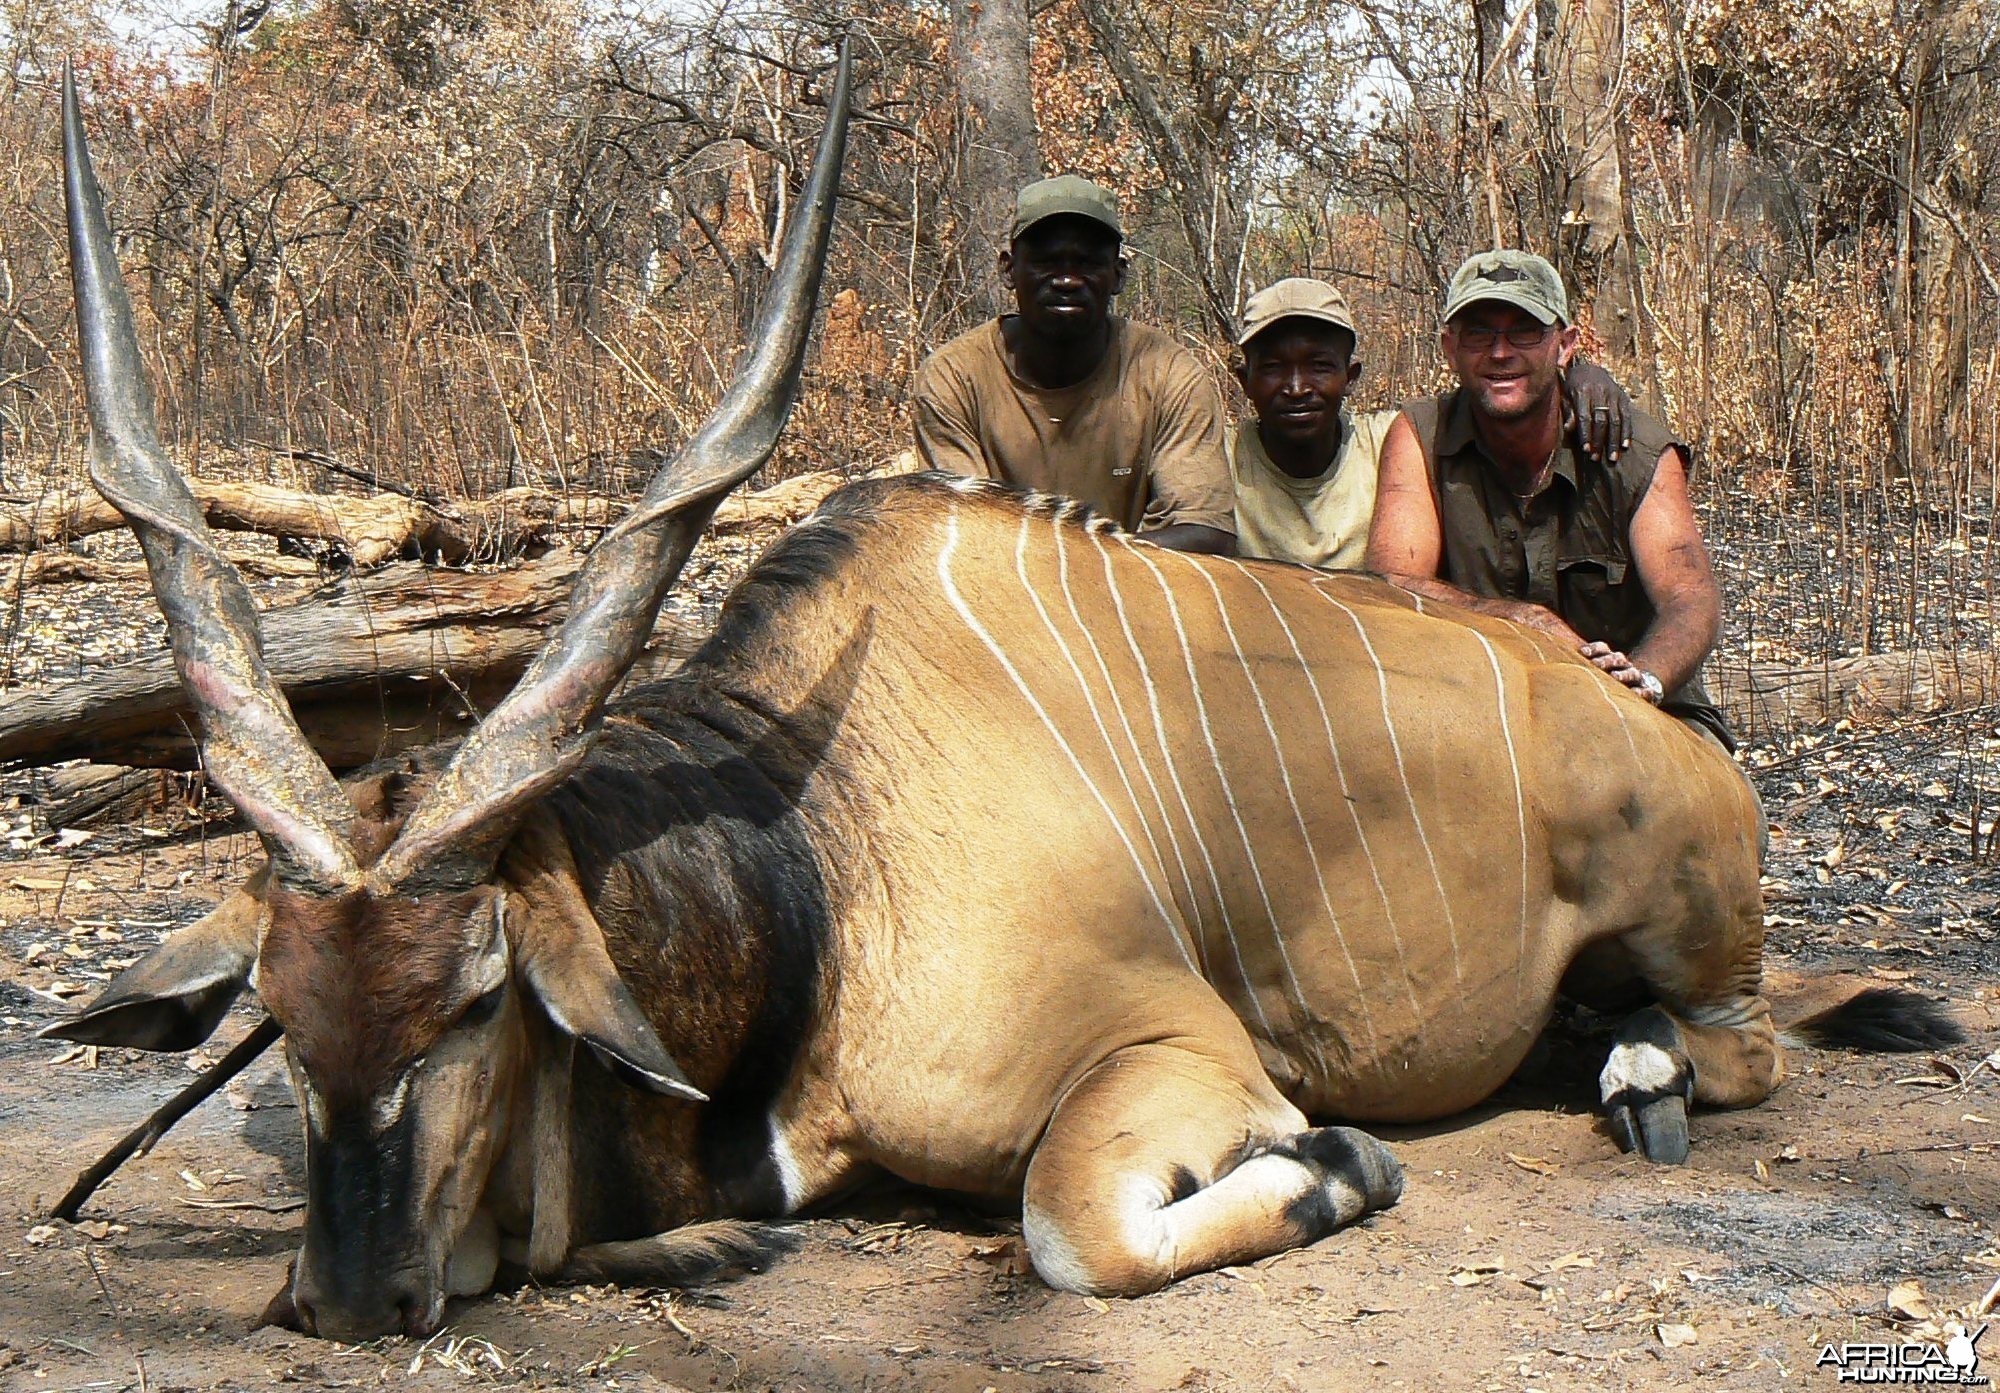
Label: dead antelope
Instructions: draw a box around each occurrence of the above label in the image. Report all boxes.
[46,51,1959,1340]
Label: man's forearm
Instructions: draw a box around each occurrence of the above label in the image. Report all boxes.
[1380,573,1583,644]
[1629,593,1721,697]
[1139,523,1237,555]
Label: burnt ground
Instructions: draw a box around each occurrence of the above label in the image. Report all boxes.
[0,491,1996,1393]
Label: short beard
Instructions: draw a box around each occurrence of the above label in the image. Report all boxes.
[1470,372,1557,422]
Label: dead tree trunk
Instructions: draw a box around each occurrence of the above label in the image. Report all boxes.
[0,553,702,772]
[1706,649,2000,739]
[0,480,614,567]
[0,469,850,580]
[948,0,1041,320]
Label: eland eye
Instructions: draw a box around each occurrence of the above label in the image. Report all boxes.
[458,983,506,1029]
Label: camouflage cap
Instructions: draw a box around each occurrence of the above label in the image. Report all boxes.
[1010,175,1123,243]
[1441,249,1568,326]
[1237,277,1357,347]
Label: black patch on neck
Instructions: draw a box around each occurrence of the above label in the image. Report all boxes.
[545,599,875,1236]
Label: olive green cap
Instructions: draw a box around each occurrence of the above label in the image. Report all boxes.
[1237,277,1357,347]
[1441,249,1568,326]
[1010,175,1122,243]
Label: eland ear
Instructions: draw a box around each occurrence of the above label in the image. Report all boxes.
[40,871,268,1051]
[516,930,706,1102]
[504,822,704,1102]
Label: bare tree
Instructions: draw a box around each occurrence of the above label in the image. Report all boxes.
[948,0,1040,319]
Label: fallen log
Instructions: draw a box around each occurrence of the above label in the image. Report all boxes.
[31,764,201,829]
[1706,649,2000,739]
[0,480,447,566]
[0,551,703,772]
[0,469,851,569]
[1,548,317,596]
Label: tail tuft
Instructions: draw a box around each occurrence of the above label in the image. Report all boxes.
[1780,988,1965,1053]
[561,1219,804,1289]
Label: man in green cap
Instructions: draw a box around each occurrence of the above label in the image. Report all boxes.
[1366,248,1733,751]
[910,175,1235,554]
[1230,274,1637,570]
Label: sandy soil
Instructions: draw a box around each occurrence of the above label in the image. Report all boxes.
[0,788,1994,1393]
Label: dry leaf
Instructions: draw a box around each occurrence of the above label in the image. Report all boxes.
[1082,1296,1110,1314]
[1753,1158,1771,1182]
[1544,1252,1596,1272]
[1506,1152,1559,1176]
[1657,1323,1699,1348]
[1889,1280,1933,1322]
[966,1238,1032,1278]
[1449,1262,1503,1287]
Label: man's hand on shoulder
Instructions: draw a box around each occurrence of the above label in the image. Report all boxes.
[1563,360,1634,462]
[1578,640,1662,702]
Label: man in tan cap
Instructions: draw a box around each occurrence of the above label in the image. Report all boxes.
[1231,274,1636,571]
[909,175,1235,554]
[1229,278,1391,569]
[1366,249,1733,752]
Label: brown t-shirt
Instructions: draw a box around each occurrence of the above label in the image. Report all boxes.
[1401,389,1732,747]
[910,317,1235,534]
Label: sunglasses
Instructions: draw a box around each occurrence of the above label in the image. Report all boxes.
[1453,323,1554,351]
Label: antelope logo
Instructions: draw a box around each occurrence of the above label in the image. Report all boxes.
[45,47,1962,1341]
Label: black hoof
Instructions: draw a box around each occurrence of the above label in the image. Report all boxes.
[1606,1091,1690,1164]
[1600,1034,1694,1164]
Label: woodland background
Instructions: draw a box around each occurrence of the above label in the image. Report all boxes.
[0,0,1994,683]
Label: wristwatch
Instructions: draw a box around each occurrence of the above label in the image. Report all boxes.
[1635,670,1665,705]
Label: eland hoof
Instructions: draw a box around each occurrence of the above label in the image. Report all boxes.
[1600,1038,1694,1164]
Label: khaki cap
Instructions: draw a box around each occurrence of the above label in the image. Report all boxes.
[1441,249,1568,325]
[1237,277,1356,347]
[1010,175,1122,242]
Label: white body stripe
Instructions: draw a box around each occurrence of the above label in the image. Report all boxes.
[1055,524,1207,937]
[1016,516,1168,908]
[1122,540,1274,1033]
[1090,532,1232,974]
[1313,586,1463,982]
[1468,629,1531,991]
[1171,552,1336,1071]
[1231,562,1409,1034]
[938,511,1197,972]
[1589,670,1644,769]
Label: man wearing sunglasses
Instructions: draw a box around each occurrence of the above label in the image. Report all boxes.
[1366,249,1734,754]
[910,176,1236,555]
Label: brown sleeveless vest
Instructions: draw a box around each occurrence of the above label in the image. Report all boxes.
[1402,389,1731,748]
